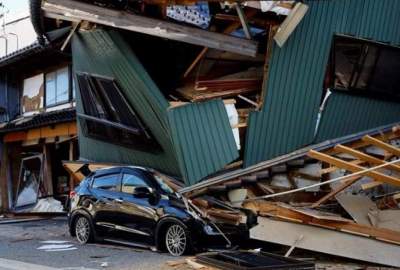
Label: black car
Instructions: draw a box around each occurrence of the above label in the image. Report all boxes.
[68,166,256,256]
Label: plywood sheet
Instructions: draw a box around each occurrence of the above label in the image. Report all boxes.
[336,194,377,226]
[251,217,400,268]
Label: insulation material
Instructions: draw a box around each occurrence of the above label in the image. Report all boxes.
[22,74,44,115]
[225,103,240,150]
[167,2,211,29]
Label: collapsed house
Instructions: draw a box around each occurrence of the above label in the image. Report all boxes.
[32,0,400,186]
[1,0,400,267]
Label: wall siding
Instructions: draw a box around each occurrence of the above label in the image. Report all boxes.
[72,29,181,176]
[316,92,400,142]
[72,29,239,185]
[244,0,400,167]
[168,100,239,186]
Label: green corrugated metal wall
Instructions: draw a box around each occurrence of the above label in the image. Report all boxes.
[244,0,400,167]
[72,29,180,176]
[316,91,400,142]
[72,29,238,185]
[168,100,239,186]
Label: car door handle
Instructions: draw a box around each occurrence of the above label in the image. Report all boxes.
[114,198,123,203]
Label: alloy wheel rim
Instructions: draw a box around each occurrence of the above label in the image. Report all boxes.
[166,224,187,256]
[76,217,90,244]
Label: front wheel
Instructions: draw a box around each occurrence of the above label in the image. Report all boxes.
[74,216,94,244]
[165,223,191,256]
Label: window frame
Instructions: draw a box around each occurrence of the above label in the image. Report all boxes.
[120,170,151,195]
[91,172,122,192]
[75,72,162,152]
[327,34,400,101]
[44,65,74,108]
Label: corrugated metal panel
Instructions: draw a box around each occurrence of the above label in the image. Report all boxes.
[244,0,400,167]
[167,100,239,186]
[316,92,400,142]
[72,29,181,176]
[73,29,239,185]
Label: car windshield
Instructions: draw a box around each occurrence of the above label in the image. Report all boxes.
[152,174,174,194]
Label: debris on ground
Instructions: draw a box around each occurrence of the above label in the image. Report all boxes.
[179,126,400,268]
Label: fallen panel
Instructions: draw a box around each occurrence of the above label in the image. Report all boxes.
[167,100,239,186]
[251,217,400,268]
[335,193,377,226]
[43,0,258,57]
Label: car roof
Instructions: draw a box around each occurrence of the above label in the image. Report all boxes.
[94,165,151,174]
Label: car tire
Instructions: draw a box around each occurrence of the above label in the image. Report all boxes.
[74,215,94,244]
[164,223,192,256]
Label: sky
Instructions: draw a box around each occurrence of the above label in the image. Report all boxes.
[1,0,29,15]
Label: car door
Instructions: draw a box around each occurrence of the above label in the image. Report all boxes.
[114,168,160,244]
[90,169,123,229]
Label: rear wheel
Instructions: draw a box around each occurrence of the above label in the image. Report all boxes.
[165,223,191,256]
[74,216,94,244]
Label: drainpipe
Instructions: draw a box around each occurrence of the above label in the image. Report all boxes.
[313,89,332,140]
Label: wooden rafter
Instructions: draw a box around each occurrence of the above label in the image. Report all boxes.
[362,135,400,156]
[308,150,400,187]
[335,144,400,172]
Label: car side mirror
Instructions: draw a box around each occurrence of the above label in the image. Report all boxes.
[133,186,152,198]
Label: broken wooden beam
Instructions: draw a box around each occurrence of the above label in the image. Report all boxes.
[43,0,258,57]
[308,150,400,187]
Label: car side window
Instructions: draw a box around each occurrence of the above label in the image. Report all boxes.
[92,174,119,191]
[121,173,149,194]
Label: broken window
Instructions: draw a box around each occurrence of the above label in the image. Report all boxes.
[45,66,72,107]
[22,74,44,115]
[14,155,43,209]
[76,73,161,152]
[328,35,400,99]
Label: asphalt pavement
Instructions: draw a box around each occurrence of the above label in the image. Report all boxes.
[0,217,176,270]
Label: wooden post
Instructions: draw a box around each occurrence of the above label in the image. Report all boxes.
[0,143,9,211]
[43,144,54,196]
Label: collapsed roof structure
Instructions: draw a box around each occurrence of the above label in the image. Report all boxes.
[31,0,400,187]
[27,0,400,267]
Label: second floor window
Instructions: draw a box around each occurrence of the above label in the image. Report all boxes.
[45,66,73,107]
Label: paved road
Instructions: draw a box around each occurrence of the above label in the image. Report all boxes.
[0,217,176,270]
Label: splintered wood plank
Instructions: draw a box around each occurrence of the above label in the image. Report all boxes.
[43,0,258,57]
[251,218,400,268]
[335,145,400,172]
[308,150,400,187]
[363,135,400,156]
